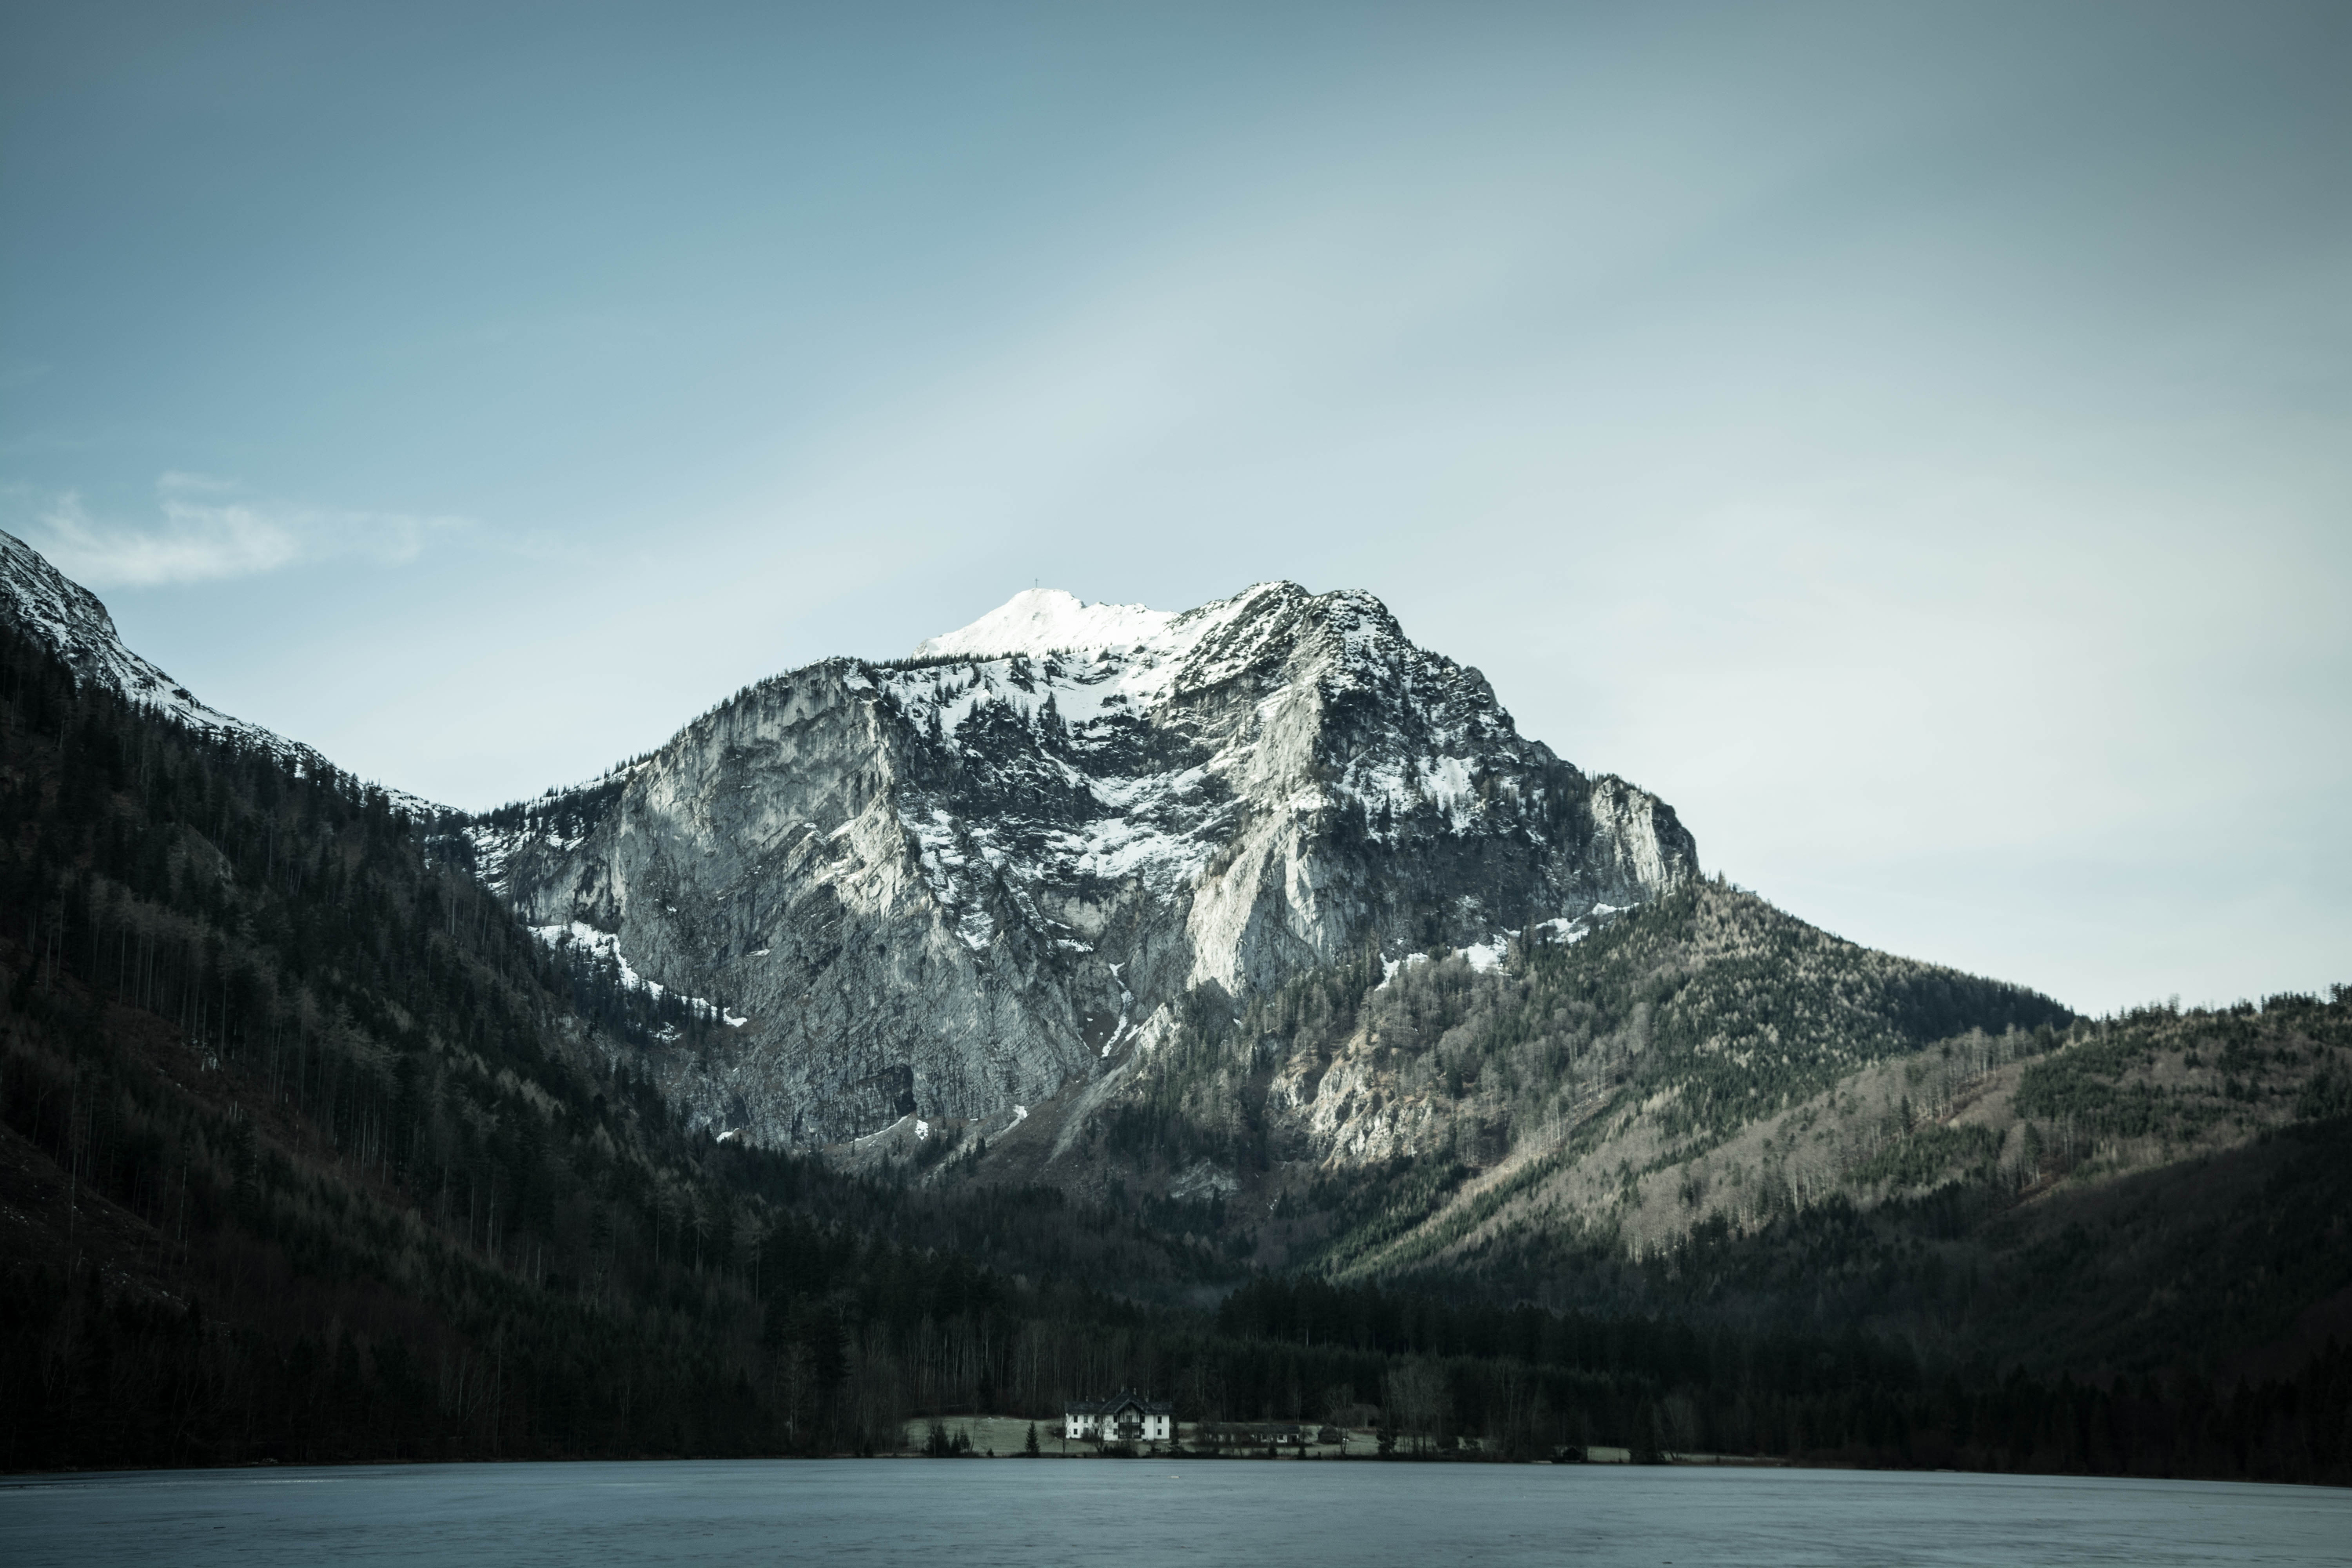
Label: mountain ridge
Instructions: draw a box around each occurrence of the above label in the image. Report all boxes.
[462,580,1700,1149]
[0,526,440,816]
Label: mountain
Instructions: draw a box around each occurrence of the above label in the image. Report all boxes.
[5,528,2349,1482]
[0,527,434,814]
[451,580,2099,1275]
[463,583,1697,1149]
[0,529,284,751]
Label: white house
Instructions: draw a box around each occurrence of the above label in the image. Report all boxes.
[1064,1390,1174,1444]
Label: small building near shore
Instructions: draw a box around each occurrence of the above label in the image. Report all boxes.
[1065,1390,1174,1443]
[1195,1420,1312,1449]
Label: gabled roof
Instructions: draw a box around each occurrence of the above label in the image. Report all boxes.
[1064,1387,1174,1416]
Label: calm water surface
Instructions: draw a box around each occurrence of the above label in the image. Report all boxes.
[3,1460,2347,1566]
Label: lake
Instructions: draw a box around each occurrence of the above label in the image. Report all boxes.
[4,1460,2347,1566]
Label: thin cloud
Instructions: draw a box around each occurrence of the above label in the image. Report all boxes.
[25,474,462,587]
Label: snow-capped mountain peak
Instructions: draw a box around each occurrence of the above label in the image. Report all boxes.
[913,586,1183,661]
[477,578,1697,1148]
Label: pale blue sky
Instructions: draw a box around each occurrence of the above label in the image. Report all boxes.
[4,2,2347,1013]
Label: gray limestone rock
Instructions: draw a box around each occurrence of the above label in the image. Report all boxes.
[466,583,1698,1146]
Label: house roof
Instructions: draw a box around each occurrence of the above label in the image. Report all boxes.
[1064,1388,1173,1416]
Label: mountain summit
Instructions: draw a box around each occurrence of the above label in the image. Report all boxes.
[469,582,1697,1146]
[909,586,1184,661]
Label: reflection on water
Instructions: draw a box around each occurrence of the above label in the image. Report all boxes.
[4,1459,2348,1566]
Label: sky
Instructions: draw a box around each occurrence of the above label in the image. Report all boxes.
[3,2,2347,1014]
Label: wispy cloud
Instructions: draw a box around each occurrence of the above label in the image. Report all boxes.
[21,473,462,587]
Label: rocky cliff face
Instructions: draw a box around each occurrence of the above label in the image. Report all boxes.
[468,583,1698,1147]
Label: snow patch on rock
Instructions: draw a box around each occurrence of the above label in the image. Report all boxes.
[531,921,742,1028]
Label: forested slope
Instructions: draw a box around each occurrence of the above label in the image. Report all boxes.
[967,880,2073,1275]
[0,617,1220,1466]
[1384,989,2352,1377]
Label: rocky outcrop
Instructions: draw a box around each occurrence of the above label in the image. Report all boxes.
[468,583,1698,1146]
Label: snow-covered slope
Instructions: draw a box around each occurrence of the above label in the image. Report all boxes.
[0,527,437,814]
[911,586,1180,662]
[473,582,1697,1148]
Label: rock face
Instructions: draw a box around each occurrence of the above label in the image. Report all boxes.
[469,583,1698,1146]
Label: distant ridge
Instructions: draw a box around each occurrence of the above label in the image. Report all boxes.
[0,527,440,815]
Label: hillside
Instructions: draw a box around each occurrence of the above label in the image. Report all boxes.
[872,877,2352,1388]
[912,881,2067,1254]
